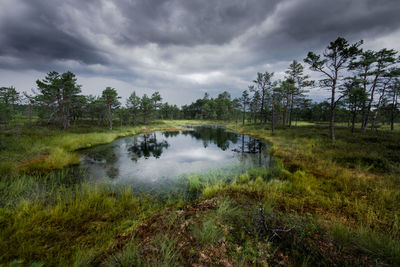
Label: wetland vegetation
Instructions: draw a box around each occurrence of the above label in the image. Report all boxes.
[1,120,400,266]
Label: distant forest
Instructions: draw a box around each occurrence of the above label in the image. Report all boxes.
[1,37,399,139]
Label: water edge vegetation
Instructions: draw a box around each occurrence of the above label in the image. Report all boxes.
[1,120,400,266]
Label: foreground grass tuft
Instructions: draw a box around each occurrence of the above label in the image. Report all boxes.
[0,173,161,266]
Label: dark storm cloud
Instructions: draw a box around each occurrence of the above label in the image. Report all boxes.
[251,0,400,62]
[0,0,107,69]
[282,0,400,40]
[114,0,280,46]
[0,0,399,104]
[0,0,282,70]
[2,0,399,67]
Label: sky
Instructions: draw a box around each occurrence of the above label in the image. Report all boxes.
[1,0,400,106]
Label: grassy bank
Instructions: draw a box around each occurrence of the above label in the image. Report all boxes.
[225,123,400,264]
[0,120,209,176]
[227,123,400,231]
[1,121,400,265]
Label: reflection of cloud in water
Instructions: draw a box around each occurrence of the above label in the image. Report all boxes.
[173,148,227,163]
[118,148,232,183]
[80,126,272,188]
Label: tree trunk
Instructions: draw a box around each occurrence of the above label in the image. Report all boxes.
[360,71,368,130]
[351,109,356,133]
[271,97,275,134]
[63,102,70,129]
[330,79,336,141]
[330,107,335,141]
[241,135,244,153]
[282,101,287,129]
[260,91,265,125]
[391,108,395,131]
[56,90,65,130]
[289,93,294,128]
[371,82,388,131]
[362,74,379,132]
[391,93,397,131]
[108,104,112,130]
[360,104,367,130]
[242,105,245,126]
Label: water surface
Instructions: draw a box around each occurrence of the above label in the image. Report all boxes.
[79,125,273,193]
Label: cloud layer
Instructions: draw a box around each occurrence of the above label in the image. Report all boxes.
[1,0,399,105]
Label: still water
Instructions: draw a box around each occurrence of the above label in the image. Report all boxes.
[78,125,273,193]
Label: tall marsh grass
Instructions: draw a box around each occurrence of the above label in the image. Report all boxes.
[0,170,161,266]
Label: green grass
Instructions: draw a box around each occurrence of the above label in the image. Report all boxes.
[227,123,400,226]
[192,215,223,245]
[335,122,400,131]
[105,241,144,267]
[331,223,400,263]
[105,234,181,267]
[0,171,161,266]
[222,122,400,264]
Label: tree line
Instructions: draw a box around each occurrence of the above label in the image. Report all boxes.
[183,37,400,140]
[0,72,181,130]
[0,37,399,139]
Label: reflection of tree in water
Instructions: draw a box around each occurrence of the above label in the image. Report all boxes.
[106,166,119,179]
[231,135,270,167]
[128,133,169,161]
[163,131,180,138]
[83,144,119,179]
[80,127,272,183]
[246,136,264,153]
[84,144,118,164]
[183,126,238,150]
[232,135,265,154]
